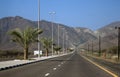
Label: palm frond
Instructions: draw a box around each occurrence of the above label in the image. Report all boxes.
[9,28,24,47]
[41,37,52,49]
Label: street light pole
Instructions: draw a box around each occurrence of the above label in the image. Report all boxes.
[62,28,65,54]
[58,23,59,47]
[65,31,68,53]
[115,27,120,60]
[64,31,66,53]
[38,0,40,58]
[49,12,56,56]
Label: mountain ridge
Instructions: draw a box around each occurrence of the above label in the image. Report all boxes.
[0,16,95,51]
[0,16,120,51]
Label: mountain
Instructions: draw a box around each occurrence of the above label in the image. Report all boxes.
[94,21,120,49]
[74,27,97,44]
[0,16,96,51]
[79,21,120,50]
[1,16,119,51]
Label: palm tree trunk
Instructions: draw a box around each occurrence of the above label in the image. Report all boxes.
[24,47,28,60]
[46,48,48,57]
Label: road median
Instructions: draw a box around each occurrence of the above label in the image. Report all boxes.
[0,52,73,71]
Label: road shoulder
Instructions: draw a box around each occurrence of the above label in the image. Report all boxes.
[80,54,118,77]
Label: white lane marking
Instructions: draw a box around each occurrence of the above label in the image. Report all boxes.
[58,64,61,67]
[61,62,64,64]
[45,73,50,77]
[53,67,57,70]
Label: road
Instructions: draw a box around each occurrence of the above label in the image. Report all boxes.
[86,55,120,76]
[0,52,114,77]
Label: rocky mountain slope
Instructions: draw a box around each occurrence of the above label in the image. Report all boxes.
[0,16,96,51]
[80,21,120,50]
[0,16,119,51]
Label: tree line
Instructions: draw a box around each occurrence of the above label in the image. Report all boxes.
[8,27,64,60]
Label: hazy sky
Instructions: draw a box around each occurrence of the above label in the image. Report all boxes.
[0,0,120,30]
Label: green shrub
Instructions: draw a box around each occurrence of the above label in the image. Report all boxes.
[0,50,23,58]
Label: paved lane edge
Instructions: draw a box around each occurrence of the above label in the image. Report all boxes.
[80,55,118,77]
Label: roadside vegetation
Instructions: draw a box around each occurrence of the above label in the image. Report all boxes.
[8,27,43,60]
[0,27,72,60]
[40,37,52,56]
[82,46,120,63]
[0,50,29,61]
[53,45,61,55]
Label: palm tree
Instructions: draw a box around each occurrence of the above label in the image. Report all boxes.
[41,37,52,56]
[9,27,43,60]
[54,46,61,55]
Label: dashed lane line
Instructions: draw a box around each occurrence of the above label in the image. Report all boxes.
[53,68,57,70]
[58,64,61,67]
[44,54,75,77]
[44,54,74,77]
[61,62,64,64]
[45,73,50,77]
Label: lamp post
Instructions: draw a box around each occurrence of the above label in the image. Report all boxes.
[38,0,40,58]
[58,23,60,47]
[62,28,65,54]
[57,23,60,54]
[115,27,120,60]
[64,31,67,53]
[49,12,56,56]
[65,31,67,53]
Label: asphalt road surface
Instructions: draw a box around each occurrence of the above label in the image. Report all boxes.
[86,55,120,76]
[0,52,113,77]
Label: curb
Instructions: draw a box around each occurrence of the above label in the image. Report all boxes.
[0,53,73,71]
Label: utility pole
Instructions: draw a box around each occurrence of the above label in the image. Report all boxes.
[92,40,94,55]
[115,27,120,60]
[88,42,89,52]
[99,35,101,57]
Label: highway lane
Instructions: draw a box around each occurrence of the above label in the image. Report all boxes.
[85,55,120,76]
[0,53,114,77]
[0,54,72,77]
[49,53,113,77]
